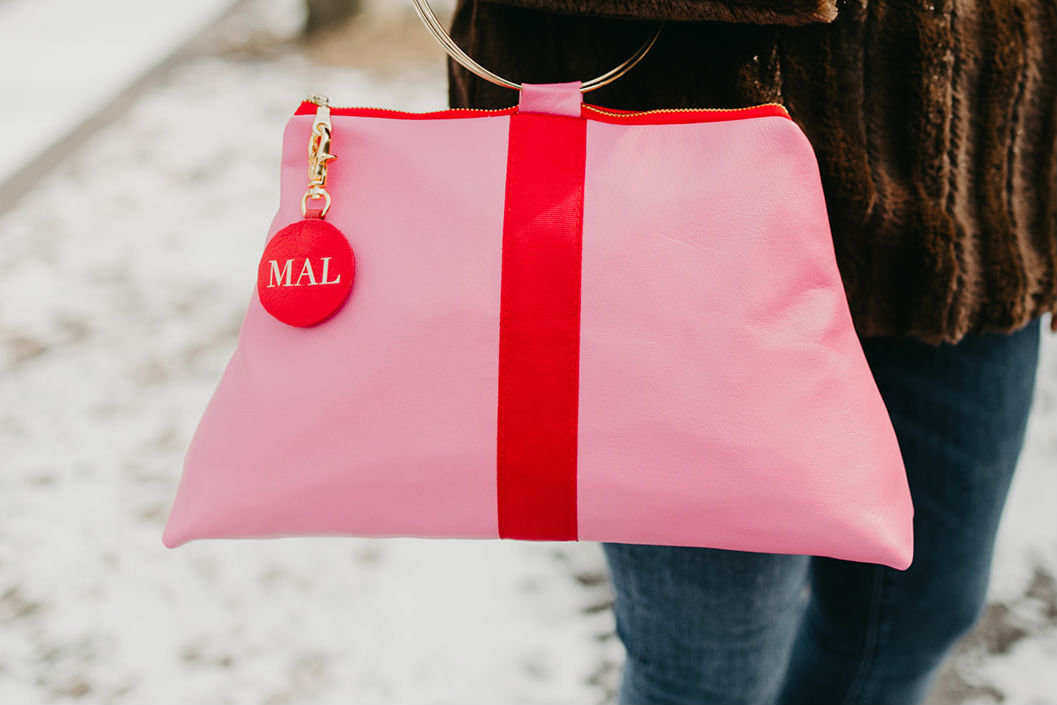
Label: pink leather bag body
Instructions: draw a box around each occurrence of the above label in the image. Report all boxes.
[163,14,914,569]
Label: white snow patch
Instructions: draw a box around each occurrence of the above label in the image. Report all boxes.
[0,0,241,187]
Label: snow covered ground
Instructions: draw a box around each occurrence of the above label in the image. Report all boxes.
[0,1,1053,703]
[0,0,239,189]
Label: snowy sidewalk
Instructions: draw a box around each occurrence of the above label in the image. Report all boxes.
[0,0,241,206]
[0,2,1054,703]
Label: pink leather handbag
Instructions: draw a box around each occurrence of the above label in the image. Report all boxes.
[163,3,914,569]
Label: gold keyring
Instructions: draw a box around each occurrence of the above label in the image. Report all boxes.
[410,0,662,93]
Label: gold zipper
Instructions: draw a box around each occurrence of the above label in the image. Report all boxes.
[307,94,787,119]
[582,103,789,118]
[307,94,514,116]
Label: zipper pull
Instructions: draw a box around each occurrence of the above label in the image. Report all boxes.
[302,93,335,218]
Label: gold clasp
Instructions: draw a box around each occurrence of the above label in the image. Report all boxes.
[303,93,336,217]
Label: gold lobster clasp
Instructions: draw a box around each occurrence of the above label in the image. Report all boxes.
[303,94,336,217]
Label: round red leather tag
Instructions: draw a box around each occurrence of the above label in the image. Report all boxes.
[257,219,355,327]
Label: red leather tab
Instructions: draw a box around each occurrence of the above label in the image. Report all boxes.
[497,109,586,541]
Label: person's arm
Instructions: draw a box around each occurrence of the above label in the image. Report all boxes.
[475,0,838,25]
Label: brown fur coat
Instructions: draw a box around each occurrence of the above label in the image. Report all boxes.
[448,0,1057,343]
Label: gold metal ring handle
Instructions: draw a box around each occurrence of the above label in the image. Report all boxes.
[410,0,663,92]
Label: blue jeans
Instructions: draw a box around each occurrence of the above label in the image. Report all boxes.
[602,319,1043,705]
